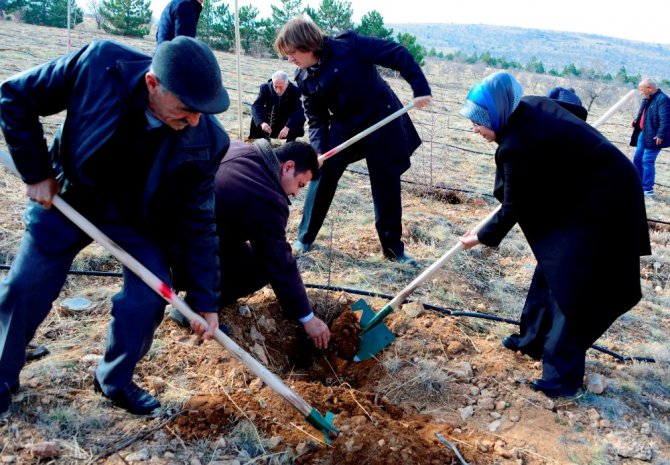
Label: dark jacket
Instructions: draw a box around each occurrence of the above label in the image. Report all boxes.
[214,141,311,319]
[295,31,431,172]
[631,89,670,148]
[478,97,650,320]
[156,0,202,44]
[249,80,305,139]
[0,40,229,312]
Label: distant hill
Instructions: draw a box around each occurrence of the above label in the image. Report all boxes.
[389,23,670,80]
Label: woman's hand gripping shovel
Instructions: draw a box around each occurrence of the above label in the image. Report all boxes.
[0,149,339,442]
[317,101,416,164]
[351,87,639,362]
[353,206,501,361]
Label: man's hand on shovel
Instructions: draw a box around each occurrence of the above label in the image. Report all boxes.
[27,178,60,209]
[191,312,219,340]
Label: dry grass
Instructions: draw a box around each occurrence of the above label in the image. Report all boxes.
[0,18,669,465]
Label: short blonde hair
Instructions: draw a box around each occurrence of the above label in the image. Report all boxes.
[274,16,324,56]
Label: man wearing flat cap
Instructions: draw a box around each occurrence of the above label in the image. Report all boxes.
[0,36,230,416]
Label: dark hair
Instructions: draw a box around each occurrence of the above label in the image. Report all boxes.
[274,141,320,180]
[274,16,325,57]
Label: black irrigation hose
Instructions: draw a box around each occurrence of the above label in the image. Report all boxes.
[302,283,656,363]
[344,169,670,226]
[0,269,658,363]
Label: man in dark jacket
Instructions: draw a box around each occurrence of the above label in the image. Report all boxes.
[274,18,432,265]
[631,78,670,196]
[156,0,203,45]
[0,37,230,416]
[215,140,329,349]
[249,71,306,142]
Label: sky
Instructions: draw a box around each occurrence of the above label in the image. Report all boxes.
[112,0,670,45]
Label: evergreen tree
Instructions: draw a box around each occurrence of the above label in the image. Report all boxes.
[238,4,260,54]
[100,0,151,37]
[21,0,83,27]
[396,32,425,67]
[356,10,393,40]
[198,0,234,51]
[270,0,303,30]
[315,0,352,36]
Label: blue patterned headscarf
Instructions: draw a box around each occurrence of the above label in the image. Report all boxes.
[459,72,523,132]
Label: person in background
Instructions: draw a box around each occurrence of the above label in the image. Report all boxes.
[0,36,230,416]
[459,72,650,398]
[156,0,204,45]
[249,71,306,143]
[274,16,432,266]
[546,86,587,120]
[170,140,330,349]
[630,78,669,196]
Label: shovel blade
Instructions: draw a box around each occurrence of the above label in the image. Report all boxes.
[352,298,396,361]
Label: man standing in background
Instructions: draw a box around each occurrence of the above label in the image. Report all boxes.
[631,78,669,197]
[156,0,204,44]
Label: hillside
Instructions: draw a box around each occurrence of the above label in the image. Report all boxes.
[0,20,669,465]
[390,23,670,80]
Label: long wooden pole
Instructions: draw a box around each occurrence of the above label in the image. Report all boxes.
[234,0,243,140]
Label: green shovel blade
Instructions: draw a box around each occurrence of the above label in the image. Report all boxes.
[352,299,396,361]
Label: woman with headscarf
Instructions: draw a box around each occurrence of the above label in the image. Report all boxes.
[458,72,651,397]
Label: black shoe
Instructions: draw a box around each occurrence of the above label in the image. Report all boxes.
[292,240,312,255]
[94,377,160,415]
[530,379,580,398]
[502,336,520,351]
[502,335,542,360]
[26,342,49,362]
[168,307,190,328]
[387,252,418,267]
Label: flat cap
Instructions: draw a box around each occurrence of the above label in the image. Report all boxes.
[152,36,229,114]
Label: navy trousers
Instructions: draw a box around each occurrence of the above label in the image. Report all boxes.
[0,201,169,397]
[297,148,405,257]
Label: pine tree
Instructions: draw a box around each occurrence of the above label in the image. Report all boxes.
[397,32,426,67]
[315,0,352,36]
[197,0,234,51]
[356,10,393,41]
[20,0,83,27]
[99,0,151,37]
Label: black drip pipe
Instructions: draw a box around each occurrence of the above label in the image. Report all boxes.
[0,266,657,363]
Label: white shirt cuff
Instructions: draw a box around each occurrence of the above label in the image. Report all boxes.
[298,312,315,324]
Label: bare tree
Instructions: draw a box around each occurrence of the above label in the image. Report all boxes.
[87,0,102,29]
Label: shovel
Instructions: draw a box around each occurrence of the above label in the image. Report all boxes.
[353,206,501,361]
[317,101,416,164]
[0,149,339,440]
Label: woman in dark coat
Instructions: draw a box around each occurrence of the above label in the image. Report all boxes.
[459,72,651,397]
[274,17,432,265]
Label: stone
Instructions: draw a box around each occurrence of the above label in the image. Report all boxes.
[238,305,251,317]
[488,419,503,432]
[449,361,473,379]
[250,343,269,365]
[477,397,495,410]
[30,442,60,459]
[495,400,507,411]
[586,373,605,394]
[447,341,465,355]
[257,315,277,333]
[606,432,653,461]
[268,436,283,449]
[59,297,94,316]
[459,405,474,421]
[250,326,265,342]
[403,300,425,318]
[125,449,150,462]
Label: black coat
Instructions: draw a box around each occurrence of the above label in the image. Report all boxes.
[295,31,431,173]
[0,40,229,312]
[631,89,670,148]
[478,96,650,320]
[249,80,305,139]
[214,141,312,319]
[156,0,202,44]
